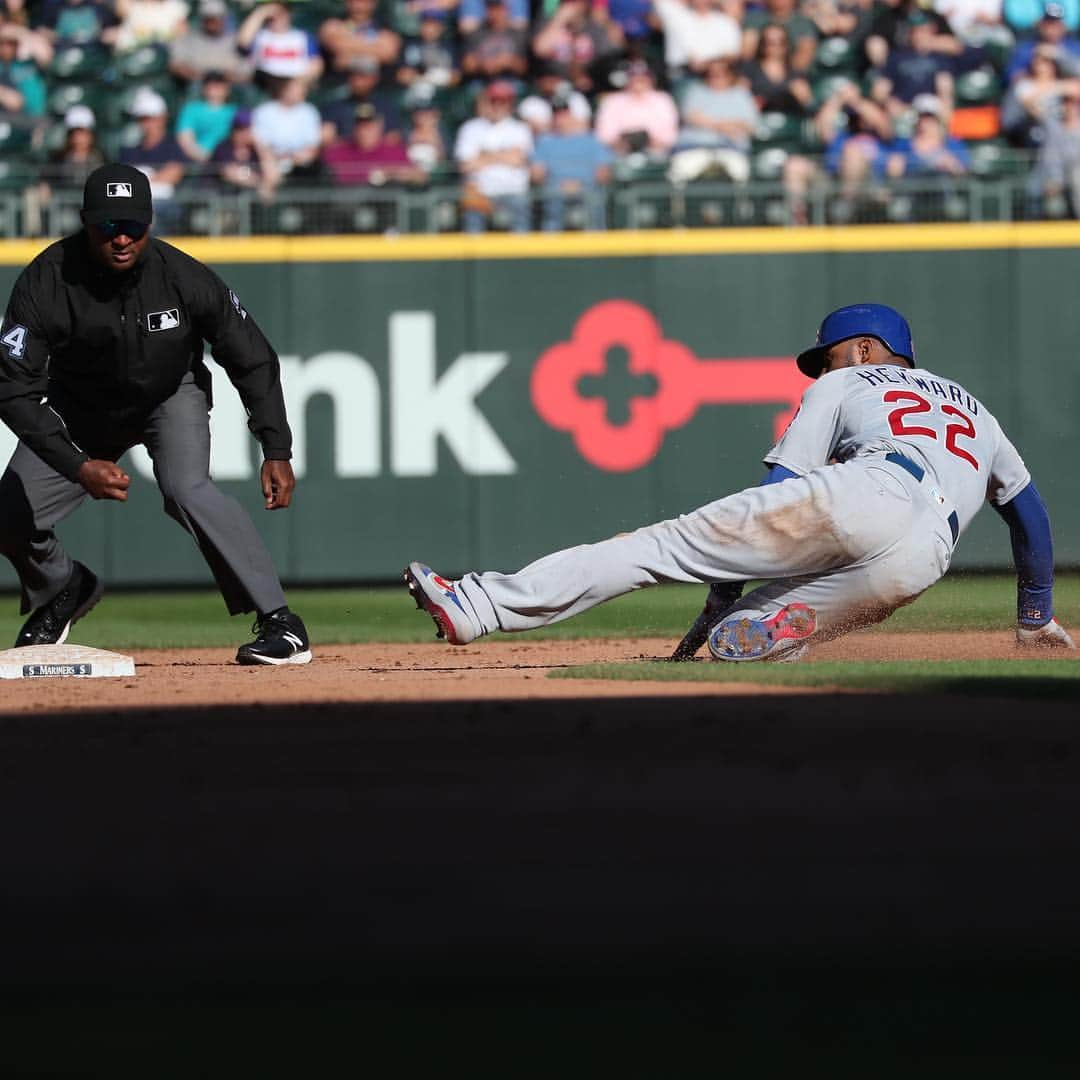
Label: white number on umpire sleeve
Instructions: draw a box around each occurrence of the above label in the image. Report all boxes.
[1,323,28,359]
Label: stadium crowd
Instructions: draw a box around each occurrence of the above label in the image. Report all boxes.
[2,0,1080,231]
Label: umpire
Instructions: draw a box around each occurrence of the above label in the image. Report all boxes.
[0,163,311,665]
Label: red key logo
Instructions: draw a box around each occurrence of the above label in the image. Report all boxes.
[530,300,810,472]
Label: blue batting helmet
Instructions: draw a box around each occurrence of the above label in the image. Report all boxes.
[796,303,915,378]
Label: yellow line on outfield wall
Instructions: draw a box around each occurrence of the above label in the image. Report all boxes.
[6,221,1080,264]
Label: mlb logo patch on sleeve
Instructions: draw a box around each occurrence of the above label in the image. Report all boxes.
[106,182,133,198]
[147,309,180,331]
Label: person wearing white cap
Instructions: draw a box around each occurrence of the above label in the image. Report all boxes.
[119,86,190,231]
[26,102,104,234]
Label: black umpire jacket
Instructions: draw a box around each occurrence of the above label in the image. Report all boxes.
[0,233,292,481]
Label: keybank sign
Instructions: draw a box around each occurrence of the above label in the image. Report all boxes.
[0,303,805,478]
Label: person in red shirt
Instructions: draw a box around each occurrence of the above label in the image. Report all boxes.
[322,103,426,185]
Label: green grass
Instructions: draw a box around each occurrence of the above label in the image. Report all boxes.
[553,659,1080,699]
[0,571,1077,650]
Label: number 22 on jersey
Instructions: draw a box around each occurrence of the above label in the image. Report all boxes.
[883,389,979,470]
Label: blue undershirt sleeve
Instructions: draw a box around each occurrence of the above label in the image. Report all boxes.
[760,463,799,486]
[993,481,1054,627]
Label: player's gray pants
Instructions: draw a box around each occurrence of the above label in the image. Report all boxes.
[0,377,287,617]
[458,458,956,644]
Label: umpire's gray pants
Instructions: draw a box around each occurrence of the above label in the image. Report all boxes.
[0,377,288,617]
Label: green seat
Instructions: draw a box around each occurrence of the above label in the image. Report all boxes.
[956,66,1002,107]
[0,118,33,155]
[114,43,170,81]
[47,82,107,119]
[50,42,111,80]
[752,111,811,152]
[752,146,790,181]
[970,141,1033,178]
[814,36,856,74]
[812,73,856,108]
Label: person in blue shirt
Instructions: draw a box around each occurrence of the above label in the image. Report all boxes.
[175,71,237,162]
[885,97,972,177]
[531,95,613,230]
[0,25,46,119]
[1006,0,1080,35]
[1006,2,1080,81]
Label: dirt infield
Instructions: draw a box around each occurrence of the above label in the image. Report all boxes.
[0,629,1075,714]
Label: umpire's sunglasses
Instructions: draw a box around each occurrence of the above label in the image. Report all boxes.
[95,219,150,241]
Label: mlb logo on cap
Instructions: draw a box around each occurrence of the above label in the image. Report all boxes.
[83,164,154,226]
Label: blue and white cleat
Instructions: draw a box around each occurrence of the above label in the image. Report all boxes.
[404,562,482,645]
[707,603,816,662]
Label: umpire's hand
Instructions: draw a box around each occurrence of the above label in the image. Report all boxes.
[77,459,130,501]
[261,459,296,510]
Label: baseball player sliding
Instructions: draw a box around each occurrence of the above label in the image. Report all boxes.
[405,304,1075,660]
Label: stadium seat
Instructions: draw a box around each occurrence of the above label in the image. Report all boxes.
[814,36,856,74]
[955,66,1002,107]
[46,81,107,119]
[49,42,111,81]
[115,43,170,81]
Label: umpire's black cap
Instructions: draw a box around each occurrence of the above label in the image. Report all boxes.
[82,163,153,225]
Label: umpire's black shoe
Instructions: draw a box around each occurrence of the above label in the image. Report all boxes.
[236,608,312,666]
[14,561,104,648]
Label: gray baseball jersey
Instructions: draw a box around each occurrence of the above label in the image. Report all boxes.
[452,362,1032,655]
[765,364,1030,537]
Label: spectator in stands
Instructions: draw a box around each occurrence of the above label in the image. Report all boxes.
[1005,0,1079,34]
[458,0,528,34]
[169,0,253,86]
[669,55,758,181]
[518,62,591,135]
[45,104,105,188]
[37,0,119,46]
[119,86,190,231]
[321,55,404,142]
[0,21,45,119]
[886,93,971,175]
[323,102,426,185]
[0,11,54,68]
[252,74,323,178]
[1002,43,1080,144]
[742,22,813,114]
[531,92,613,229]
[742,0,818,72]
[802,0,876,48]
[319,0,401,79]
[783,77,893,222]
[176,70,236,161]
[210,108,281,201]
[25,103,104,235]
[1029,82,1080,213]
[934,0,1014,49]
[606,0,654,44]
[405,98,447,172]
[651,0,740,83]
[865,0,961,68]
[871,11,957,119]
[397,10,460,95]
[462,0,528,90]
[238,1,322,87]
[113,0,190,54]
[1007,3,1080,81]
[454,79,532,232]
[532,0,624,94]
[595,58,678,158]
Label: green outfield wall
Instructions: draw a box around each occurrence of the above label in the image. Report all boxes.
[1,224,1078,591]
